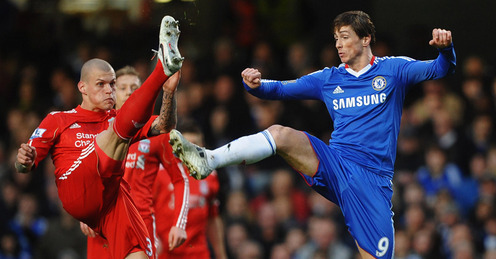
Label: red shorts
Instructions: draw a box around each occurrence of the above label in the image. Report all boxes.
[87,235,110,259]
[87,235,146,259]
[158,249,211,259]
[56,141,152,258]
[85,188,152,258]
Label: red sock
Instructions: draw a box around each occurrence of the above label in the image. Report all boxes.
[113,62,168,139]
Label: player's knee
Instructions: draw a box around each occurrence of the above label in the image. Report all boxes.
[267,124,284,141]
[96,129,130,161]
[267,125,295,147]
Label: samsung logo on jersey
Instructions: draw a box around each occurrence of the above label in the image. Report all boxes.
[333,93,387,110]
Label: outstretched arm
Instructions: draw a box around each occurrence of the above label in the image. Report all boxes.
[398,28,456,86]
[241,67,325,101]
[166,161,188,251]
[149,70,181,136]
[166,162,189,250]
[159,137,189,250]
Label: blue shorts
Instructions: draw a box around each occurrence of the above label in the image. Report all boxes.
[299,133,394,259]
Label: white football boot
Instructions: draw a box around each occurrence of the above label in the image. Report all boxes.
[158,15,184,76]
[169,129,214,180]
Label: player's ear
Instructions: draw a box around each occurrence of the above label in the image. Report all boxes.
[77,81,86,94]
[363,35,371,47]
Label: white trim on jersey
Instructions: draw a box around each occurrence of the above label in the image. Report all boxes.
[175,162,190,230]
[345,63,373,77]
[59,142,95,180]
[375,56,416,62]
[152,213,159,251]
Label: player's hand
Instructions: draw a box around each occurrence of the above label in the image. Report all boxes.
[241,68,262,89]
[80,222,98,237]
[168,226,187,251]
[429,28,452,49]
[163,69,181,93]
[156,237,163,255]
[16,143,36,173]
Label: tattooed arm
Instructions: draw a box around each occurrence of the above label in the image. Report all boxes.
[149,71,181,136]
[150,89,176,135]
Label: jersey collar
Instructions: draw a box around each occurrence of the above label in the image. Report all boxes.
[345,56,375,77]
[75,105,115,121]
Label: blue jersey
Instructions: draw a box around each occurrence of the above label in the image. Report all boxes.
[245,45,456,179]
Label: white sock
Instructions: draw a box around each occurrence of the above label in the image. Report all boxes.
[206,130,276,168]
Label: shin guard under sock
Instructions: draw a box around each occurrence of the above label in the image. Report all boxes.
[113,62,168,139]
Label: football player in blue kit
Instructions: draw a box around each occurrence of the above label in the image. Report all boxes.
[169,10,455,259]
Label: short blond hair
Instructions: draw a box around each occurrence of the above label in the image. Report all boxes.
[116,66,141,84]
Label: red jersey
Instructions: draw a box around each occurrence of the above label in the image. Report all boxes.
[123,134,190,256]
[30,105,152,180]
[154,168,220,259]
[29,105,156,258]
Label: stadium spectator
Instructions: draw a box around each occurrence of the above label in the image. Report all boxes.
[294,216,353,259]
[250,168,310,226]
[416,144,473,209]
[36,205,86,259]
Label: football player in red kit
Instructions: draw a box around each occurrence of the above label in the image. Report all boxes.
[155,121,227,259]
[15,15,183,259]
[125,134,189,258]
[82,66,189,259]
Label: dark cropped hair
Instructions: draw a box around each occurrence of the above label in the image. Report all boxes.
[333,11,376,44]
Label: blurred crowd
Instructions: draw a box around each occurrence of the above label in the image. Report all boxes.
[1,1,496,259]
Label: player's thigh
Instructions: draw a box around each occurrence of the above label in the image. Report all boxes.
[87,236,111,259]
[268,125,318,176]
[96,127,130,161]
[125,251,148,259]
[57,148,104,228]
[356,242,378,259]
[104,187,153,259]
[343,169,394,259]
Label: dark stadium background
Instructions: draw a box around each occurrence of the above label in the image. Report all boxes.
[1,0,496,258]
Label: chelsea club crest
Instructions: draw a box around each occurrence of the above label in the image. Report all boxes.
[372,76,387,91]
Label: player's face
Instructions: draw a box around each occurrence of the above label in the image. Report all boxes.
[115,74,140,109]
[82,69,116,111]
[334,25,365,65]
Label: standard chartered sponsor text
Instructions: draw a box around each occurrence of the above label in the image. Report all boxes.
[74,132,98,147]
